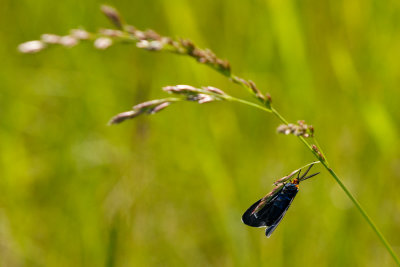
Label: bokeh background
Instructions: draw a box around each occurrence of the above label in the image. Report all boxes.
[1,0,400,266]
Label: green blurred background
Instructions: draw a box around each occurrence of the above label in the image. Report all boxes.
[1,0,400,266]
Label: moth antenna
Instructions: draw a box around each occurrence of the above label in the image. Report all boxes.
[301,172,320,182]
[300,164,314,180]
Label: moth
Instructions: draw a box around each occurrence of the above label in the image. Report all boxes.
[242,163,319,237]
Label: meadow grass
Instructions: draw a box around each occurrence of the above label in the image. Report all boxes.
[3,1,400,266]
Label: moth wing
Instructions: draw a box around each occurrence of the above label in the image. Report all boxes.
[241,193,280,228]
[242,199,266,227]
[264,197,295,238]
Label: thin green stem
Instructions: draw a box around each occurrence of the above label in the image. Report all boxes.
[226,96,272,113]
[312,136,329,166]
[231,96,400,266]
[271,107,289,124]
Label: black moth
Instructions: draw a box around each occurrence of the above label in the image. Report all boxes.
[242,164,319,237]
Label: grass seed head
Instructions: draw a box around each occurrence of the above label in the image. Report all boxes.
[41,34,61,44]
[70,29,90,40]
[18,40,46,53]
[108,110,141,125]
[277,120,314,138]
[94,37,113,50]
[60,36,78,47]
[148,102,171,114]
[101,5,123,29]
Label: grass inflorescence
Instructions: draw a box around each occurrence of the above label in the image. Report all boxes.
[18,5,400,266]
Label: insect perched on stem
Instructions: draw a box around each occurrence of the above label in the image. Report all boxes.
[242,163,320,237]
